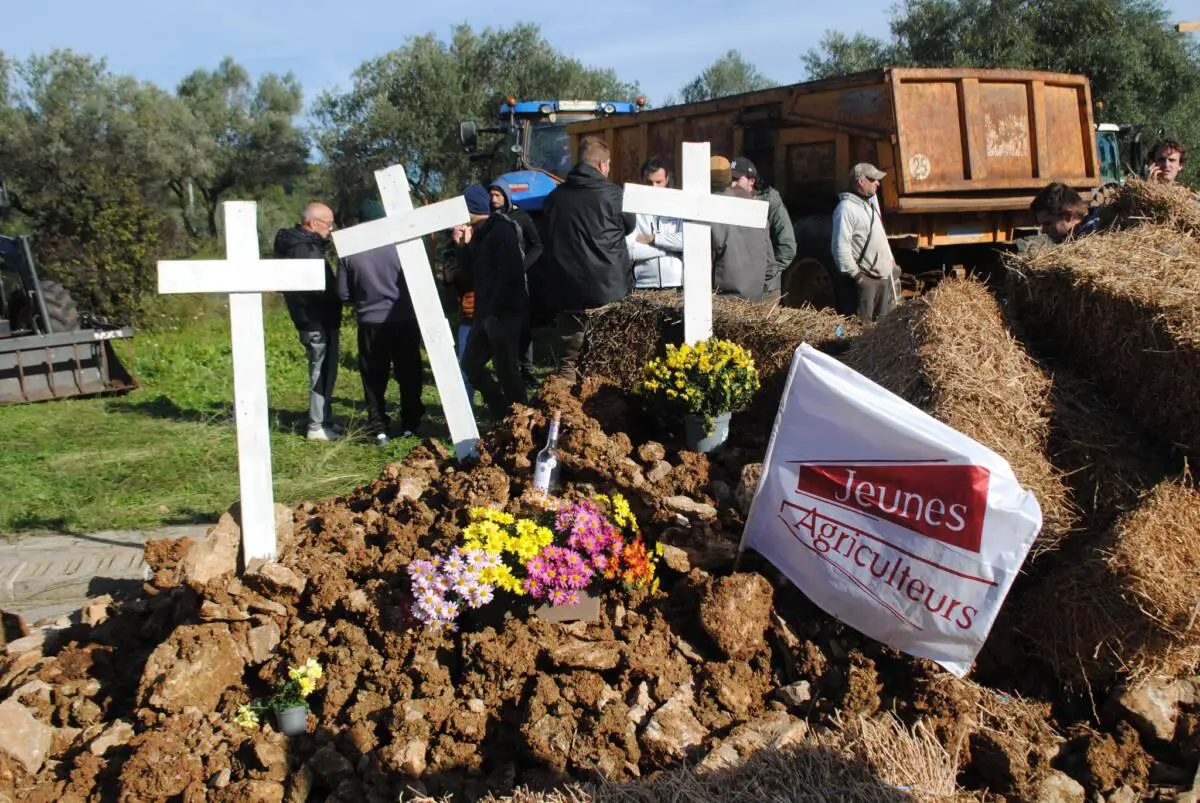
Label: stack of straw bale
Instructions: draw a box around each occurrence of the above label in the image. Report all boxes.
[1018,481,1200,687]
[579,292,859,389]
[1006,225,1200,458]
[840,278,1074,557]
[1099,177,1200,240]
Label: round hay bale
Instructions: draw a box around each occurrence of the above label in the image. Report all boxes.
[1020,482,1200,687]
[840,278,1075,558]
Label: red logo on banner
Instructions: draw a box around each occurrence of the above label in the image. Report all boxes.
[796,463,990,553]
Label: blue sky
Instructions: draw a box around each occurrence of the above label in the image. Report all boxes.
[7,0,1196,108]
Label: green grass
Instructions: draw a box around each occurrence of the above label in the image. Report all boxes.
[0,295,477,534]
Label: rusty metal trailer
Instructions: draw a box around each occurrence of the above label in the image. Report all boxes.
[568,67,1101,309]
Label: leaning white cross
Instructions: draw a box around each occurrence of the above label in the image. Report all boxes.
[158,201,326,563]
[622,142,770,344]
[332,165,478,460]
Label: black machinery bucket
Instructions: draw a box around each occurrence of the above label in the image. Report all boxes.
[0,325,136,404]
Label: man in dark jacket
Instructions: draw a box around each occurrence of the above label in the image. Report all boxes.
[543,136,635,383]
[460,181,528,420]
[274,202,343,441]
[709,157,774,301]
[489,178,543,387]
[730,157,797,301]
[338,198,425,445]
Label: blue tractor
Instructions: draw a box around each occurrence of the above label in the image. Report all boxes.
[458,98,643,330]
[459,98,643,210]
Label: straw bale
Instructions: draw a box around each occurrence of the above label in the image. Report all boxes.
[579,292,859,389]
[840,278,1075,557]
[1006,225,1200,458]
[1044,365,1178,537]
[1099,177,1200,239]
[1019,481,1200,687]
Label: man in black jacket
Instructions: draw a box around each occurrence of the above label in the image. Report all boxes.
[338,198,425,445]
[489,178,543,387]
[274,202,343,441]
[460,181,528,420]
[543,136,635,383]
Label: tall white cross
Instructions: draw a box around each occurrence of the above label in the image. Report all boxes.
[332,165,478,460]
[623,142,769,344]
[158,201,326,563]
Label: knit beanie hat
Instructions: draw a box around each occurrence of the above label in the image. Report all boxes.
[464,184,491,216]
[710,155,732,192]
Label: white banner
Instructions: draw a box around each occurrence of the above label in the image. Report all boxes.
[741,344,1042,676]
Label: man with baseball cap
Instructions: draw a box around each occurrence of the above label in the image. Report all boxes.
[729,157,796,301]
[832,163,900,322]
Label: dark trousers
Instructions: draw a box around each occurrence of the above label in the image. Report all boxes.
[461,314,526,420]
[519,319,536,385]
[856,270,900,323]
[358,319,425,434]
[555,310,588,383]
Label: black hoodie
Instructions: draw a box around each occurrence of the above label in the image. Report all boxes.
[273,226,342,331]
[543,162,635,311]
[473,181,528,319]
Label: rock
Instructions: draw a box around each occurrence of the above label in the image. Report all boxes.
[87,715,135,753]
[246,561,307,597]
[1115,679,1181,741]
[638,442,666,463]
[284,764,313,803]
[698,712,809,773]
[709,480,734,509]
[253,736,288,779]
[699,573,774,660]
[5,629,46,657]
[627,682,653,726]
[80,596,111,627]
[200,600,251,622]
[13,678,53,707]
[209,768,232,789]
[646,461,673,484]
[467,698,486,714]
[640,697,706,764]
[248,597,288,617]
[385,739,428,777]
[1107,787,1138,803]
[214,780,284,803]
[179,513,241,585]
[308,745,355,784]
[716,679,752,715]
[658,544,692,574]
[0,698,53,773]
[344,590,370,614]
[736,463,762,516]
[549,639,621,671]
[70,698,102,727]
[775,680,813,708]
[1033,770,1085,803]
[244,622,281,666]
[664,495,718,522]
[138,623,245,714]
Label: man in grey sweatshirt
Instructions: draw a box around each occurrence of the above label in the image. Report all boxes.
[338,198,425,444]
[832,163,900,322]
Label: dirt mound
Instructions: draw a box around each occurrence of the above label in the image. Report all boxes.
[1,379,1197,801]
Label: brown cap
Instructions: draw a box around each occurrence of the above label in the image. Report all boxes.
[710,155,732,191]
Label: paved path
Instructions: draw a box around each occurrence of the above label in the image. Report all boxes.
[0,524,212,623]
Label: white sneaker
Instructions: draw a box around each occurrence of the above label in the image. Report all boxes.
[374,433,390,446]
[306,427,340,441]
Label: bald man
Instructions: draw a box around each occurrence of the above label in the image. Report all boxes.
[274,202,344,441]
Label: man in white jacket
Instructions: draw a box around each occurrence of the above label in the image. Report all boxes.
[627,156,684,290]
[832,163,900,322]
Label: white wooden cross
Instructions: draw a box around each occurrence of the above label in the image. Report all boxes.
[332,165,478,460]
[623,142,770,344]
[157,201,326,563]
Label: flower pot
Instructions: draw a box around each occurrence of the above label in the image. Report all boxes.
[683,412,731,453]
[275,705,308,736]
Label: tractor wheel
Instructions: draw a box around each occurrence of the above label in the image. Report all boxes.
[36,280,82,333]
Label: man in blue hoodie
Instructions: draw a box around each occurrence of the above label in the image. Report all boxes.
[460,180,528,421]
[338,198,425,445]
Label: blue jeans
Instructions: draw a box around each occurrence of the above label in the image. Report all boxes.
[298,327,339,432]
[457,322,474,402]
